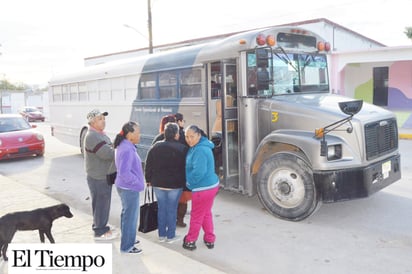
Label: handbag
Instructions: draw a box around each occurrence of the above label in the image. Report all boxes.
[138,187,158,233]
[106,160,117,185]
[106,172,117,185]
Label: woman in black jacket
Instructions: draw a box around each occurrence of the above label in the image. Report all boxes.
[145,122,188,243]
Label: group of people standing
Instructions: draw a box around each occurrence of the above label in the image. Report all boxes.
[83,109,219,254]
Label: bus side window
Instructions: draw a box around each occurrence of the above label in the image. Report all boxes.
[247,52,258,96]
[211,80,221,99]
[139,73,157,99]
[180,68,202,98]
[212,95,235,133]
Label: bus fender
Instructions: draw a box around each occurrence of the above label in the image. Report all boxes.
[251,130,319,178]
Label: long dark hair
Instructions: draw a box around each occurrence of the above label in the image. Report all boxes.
[114,121,139,148]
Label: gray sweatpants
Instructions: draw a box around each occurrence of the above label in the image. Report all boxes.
[86,176,112,236]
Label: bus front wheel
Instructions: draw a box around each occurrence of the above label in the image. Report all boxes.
[256,152,320,221]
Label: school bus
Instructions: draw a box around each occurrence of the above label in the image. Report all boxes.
[49,26,401,221]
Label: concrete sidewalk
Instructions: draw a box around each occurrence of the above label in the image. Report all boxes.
[0,175,226,274]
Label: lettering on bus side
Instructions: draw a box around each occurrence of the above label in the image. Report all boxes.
[271,112,279,123]
[134,107,174,113]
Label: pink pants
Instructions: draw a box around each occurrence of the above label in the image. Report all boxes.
[185,186,219,243]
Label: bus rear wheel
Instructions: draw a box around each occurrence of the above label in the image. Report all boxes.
[256,152,319,221]
[80,128,88,156]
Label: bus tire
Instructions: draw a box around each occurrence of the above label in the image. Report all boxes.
[80,128,88,156]
[256,152,319,221]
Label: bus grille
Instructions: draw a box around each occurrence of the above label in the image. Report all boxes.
[365,118,398,160]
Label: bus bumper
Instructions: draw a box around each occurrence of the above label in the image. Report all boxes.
[314,154,401,203]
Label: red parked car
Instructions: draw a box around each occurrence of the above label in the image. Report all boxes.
[19,106,45,122]
[0,114,45,160]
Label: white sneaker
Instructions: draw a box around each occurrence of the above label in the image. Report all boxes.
[125,247,143,254]
[158,236,167,243]
[94,230,117,241]
[166,235,181,244]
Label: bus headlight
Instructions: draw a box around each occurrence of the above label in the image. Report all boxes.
[327,144,342,160]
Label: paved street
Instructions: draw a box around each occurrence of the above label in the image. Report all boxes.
[0,123,411,274]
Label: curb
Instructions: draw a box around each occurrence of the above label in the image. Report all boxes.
[399,133,412,140]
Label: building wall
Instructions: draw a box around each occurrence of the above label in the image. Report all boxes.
[295,21,383,51]
[331,49,412,129]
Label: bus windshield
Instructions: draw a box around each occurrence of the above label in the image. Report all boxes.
[247,50,329,96]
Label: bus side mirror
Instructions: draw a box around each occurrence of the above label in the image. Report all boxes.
[256,48,270,90]
[257,70,269,90]
[256,48,269,68]
[320,140,327,157]
[338,100,363,115]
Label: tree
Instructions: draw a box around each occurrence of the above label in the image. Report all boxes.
[0,79,27,91]
[404,27,412,41]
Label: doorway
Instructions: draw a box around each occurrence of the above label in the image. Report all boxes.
[373,67,388,106]
[209,61,239,188]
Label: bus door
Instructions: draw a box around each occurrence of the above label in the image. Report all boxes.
[210,61,239,189]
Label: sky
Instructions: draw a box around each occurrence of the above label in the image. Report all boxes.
[0,0,411,87]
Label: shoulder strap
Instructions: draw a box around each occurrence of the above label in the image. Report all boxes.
[144,187,155,203]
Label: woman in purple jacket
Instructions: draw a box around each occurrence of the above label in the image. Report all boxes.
[114,121,145,254]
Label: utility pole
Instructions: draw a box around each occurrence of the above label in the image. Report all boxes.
[123,0,153,54]
[148,0,153,54]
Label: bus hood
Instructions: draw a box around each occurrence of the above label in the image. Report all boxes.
[270,93,395,125]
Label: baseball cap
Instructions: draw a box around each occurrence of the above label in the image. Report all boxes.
[87,109,108,122]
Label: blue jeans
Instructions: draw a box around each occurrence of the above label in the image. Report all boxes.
[116,187,140,252]
[154,187,182,239]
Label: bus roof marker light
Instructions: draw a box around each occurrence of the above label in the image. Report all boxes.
[239,39,247,45]
[266,35,275,47]
[256,33,266,46]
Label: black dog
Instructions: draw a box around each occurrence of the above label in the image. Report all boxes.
[0,203,73,261]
